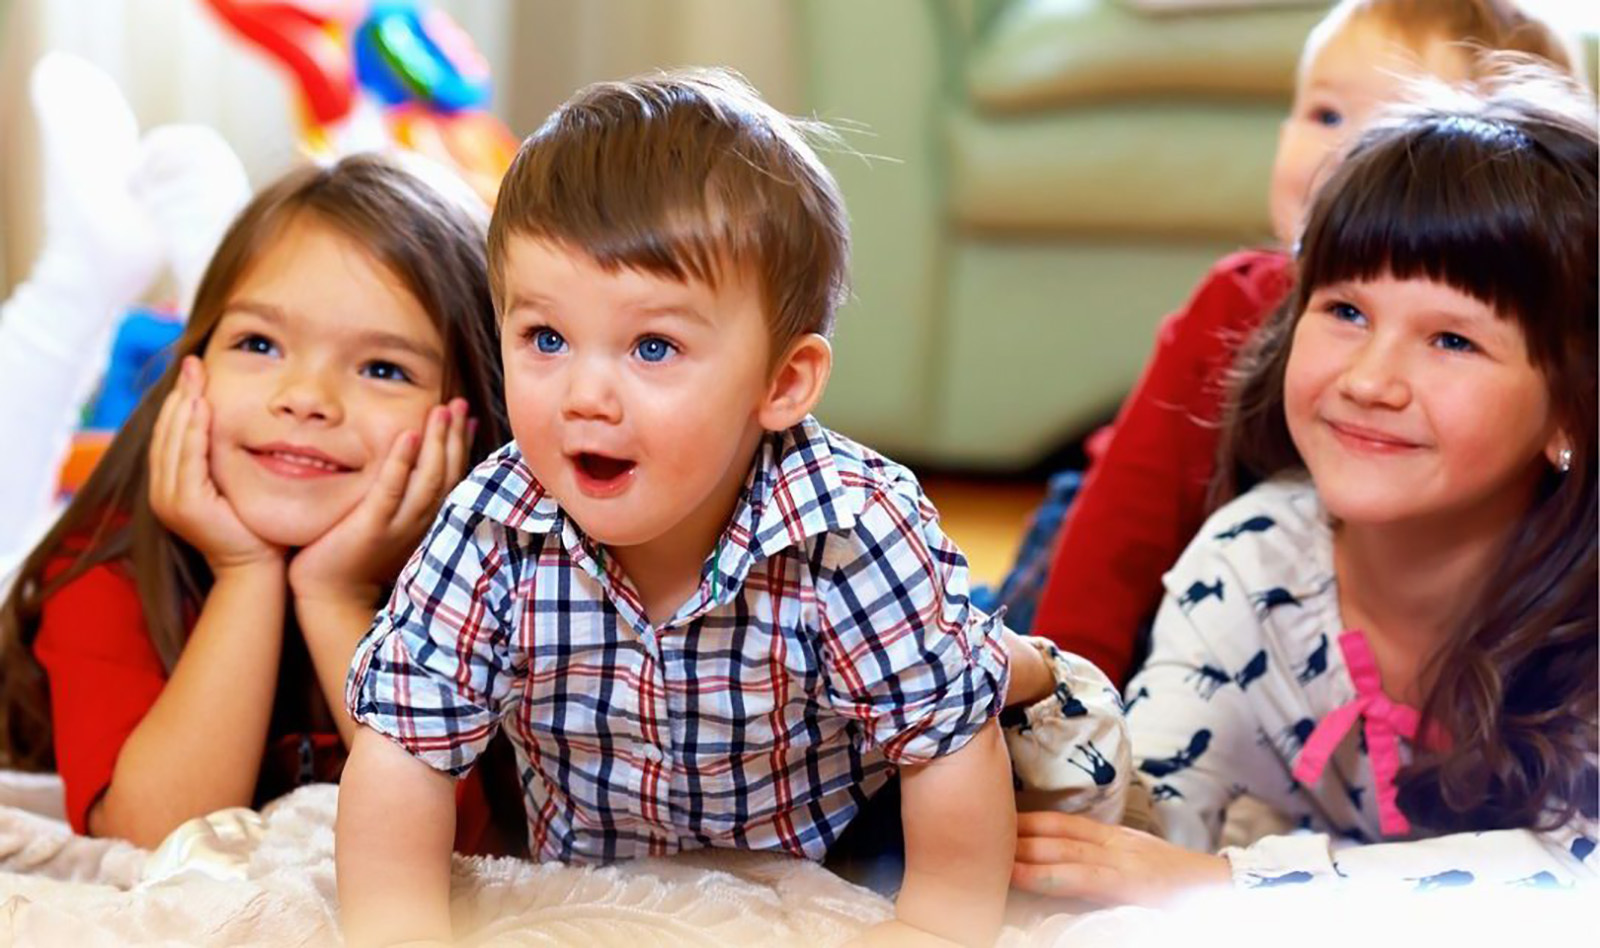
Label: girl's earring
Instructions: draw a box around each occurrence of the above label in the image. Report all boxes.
[1557,447,1573,473]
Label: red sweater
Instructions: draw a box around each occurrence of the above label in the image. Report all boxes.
[32,557,509,851]
[1033,249,1293,684]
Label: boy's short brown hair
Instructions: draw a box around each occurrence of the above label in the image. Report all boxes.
[488,68,850,357]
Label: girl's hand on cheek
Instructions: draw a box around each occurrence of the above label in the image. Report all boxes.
[1011,811,1232,907]
[148,356,284,576]
[289,398,472,607]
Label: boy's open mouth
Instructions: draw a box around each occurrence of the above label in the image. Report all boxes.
[575,452,636,483]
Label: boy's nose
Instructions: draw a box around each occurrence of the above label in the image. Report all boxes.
[561,357,621,422]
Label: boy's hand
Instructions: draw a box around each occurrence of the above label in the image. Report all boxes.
[1001,630,1054,708]
[289,398,471,606]
[149,356,283,576]
[1011,811,1231,906]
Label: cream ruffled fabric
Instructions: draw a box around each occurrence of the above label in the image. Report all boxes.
[2,773,1173,947]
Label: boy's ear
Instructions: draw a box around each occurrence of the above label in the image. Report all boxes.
[758,333,832,432]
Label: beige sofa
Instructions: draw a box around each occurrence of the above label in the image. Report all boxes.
[802,0,1328,469]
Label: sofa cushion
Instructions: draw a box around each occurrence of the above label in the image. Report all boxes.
[946,104,1279,239]
[967,0,1323,111]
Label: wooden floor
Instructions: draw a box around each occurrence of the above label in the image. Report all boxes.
[918,475,1047,587]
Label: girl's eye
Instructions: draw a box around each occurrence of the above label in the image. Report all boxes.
[1312,107,1343,128]
[529,328,566,354]
[233,333,278,356]
[1434,332,1479,354]
[362,360,413,383]
[634,336,677,363]
[1327,301,1367,326]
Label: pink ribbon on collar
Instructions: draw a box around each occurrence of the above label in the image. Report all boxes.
[1291,629,1422,837]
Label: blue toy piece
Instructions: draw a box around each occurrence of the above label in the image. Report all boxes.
[87,307,184,430]
[354,0,492,112]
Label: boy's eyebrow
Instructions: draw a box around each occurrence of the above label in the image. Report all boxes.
[221,299,444,367]
[633,303,713,327]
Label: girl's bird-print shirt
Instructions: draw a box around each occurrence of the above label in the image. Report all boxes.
[1126,476,1597,890]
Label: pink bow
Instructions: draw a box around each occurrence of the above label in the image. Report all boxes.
[1291,630,1421,837]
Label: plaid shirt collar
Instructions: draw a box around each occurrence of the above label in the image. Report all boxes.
[464,415,870,605]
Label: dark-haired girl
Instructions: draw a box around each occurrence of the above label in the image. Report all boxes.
[1012,71,1597,900]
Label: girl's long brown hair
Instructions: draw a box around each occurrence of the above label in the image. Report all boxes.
[1217,71,1598,833]
[0,153,509,770]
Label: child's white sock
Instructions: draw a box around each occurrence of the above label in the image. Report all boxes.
[28,51,161,329]
[130,124,251,313]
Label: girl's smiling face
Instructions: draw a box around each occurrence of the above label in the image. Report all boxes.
[202,215,447,547]
[1284,273,1564,531]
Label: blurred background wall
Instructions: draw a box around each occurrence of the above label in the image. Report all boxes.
[1,0,1594,471]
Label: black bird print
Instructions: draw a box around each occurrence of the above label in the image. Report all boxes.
[1121,685,1150,715]
[1509,871,1567,889]
[1184,663,1230,700]
[1150,783,1184,802]
[1572,836,1596,862]
[1413,869,1474,891]
[1139,729,1212,778]
[1214,515,1276,542]
[1263,717,1317,757]
[1067,740,1118,787]
[1247,870,1314,888]
[1053,681,1088,718]
[1234,649,1269,690]
[1177,578,1225,613]
[1296,633,1330,684]
[1252,586,1301,616]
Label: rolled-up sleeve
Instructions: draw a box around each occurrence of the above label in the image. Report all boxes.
[817,484,1009,766]
[346,504,519,777]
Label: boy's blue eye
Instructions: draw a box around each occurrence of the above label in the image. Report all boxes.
[362,360,413,383]
[532,328,566,354]
[635,337,676,363]
[1313,108,1343,128]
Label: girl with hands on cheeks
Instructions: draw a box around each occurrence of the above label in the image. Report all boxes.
[0,154,509,848]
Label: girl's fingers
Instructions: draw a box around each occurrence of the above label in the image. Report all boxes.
[151,358,199,493]
[378,428,423,517]
[149,390,178,493]
[162,390,198,503]
[176,395,214,502]
[1015,834,1111,867]
[443,400,469,490]
[394,405,450,527]
[1011,859,1128,904]
[1016,811,1116,844]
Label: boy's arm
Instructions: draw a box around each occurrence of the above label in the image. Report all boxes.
[866,718,1015,948]
[336,725,457,948]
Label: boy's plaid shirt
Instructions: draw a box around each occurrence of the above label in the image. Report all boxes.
[347,416,1009,863]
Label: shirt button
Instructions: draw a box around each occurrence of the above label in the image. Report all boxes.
[642,744,663,764]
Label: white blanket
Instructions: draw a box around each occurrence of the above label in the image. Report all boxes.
[1,773,1139,947]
